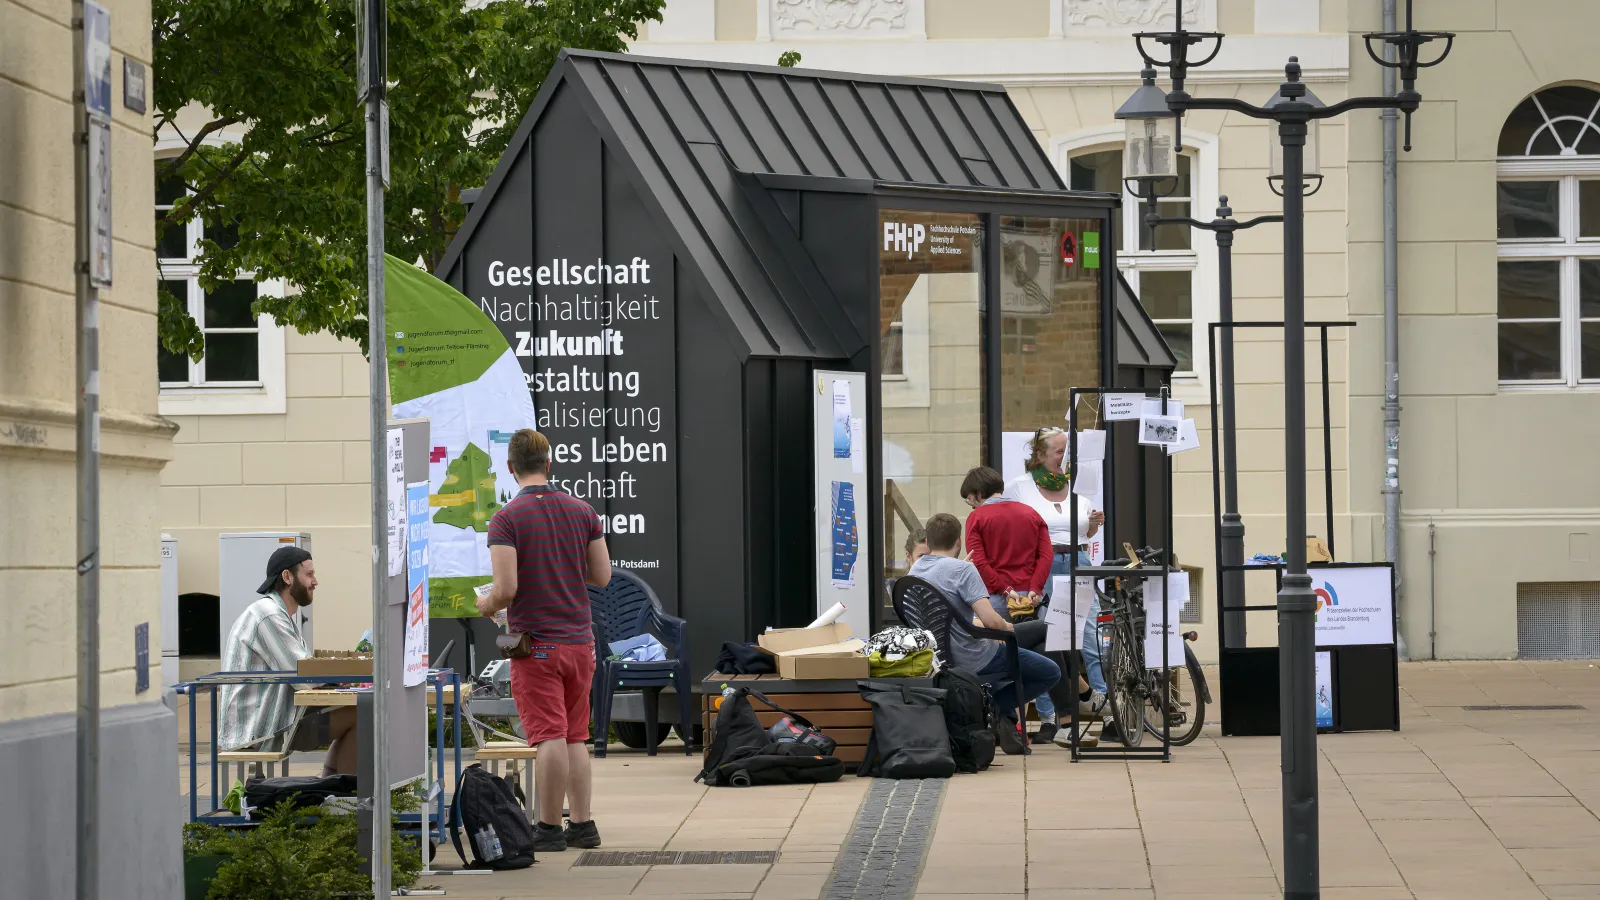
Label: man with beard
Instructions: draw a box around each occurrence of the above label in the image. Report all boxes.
[218,547,358,775]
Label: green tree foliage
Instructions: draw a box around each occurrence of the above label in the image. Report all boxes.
[777,50,802,67]
[153,0,664,359]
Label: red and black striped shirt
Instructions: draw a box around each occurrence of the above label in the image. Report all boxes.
[487,485,603,644]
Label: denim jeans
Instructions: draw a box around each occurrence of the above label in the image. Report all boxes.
[1043,550,1107,695]
[977,646,1061,715]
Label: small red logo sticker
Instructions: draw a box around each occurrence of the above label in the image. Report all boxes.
[1061,232,1077,267]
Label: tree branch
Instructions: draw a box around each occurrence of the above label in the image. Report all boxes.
[156,115,243,185]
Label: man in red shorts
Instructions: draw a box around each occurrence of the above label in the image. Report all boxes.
[478,429,612,851]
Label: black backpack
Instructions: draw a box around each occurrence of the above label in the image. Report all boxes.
[449,764,536,870]
[697,687,844,787]
[932,667,995,773]
[856,681,956,779]
[242,774,357,818]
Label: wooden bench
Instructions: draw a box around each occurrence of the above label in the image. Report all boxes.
[217,749,292,785]
[474,741,537,811]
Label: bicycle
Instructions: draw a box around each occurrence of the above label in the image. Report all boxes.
[1090,546,1212,747]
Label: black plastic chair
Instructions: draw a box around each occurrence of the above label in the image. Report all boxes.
[891,575,1022,721]
[588,570,693,758]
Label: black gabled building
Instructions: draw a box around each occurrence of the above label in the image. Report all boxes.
[436,49,1175,675]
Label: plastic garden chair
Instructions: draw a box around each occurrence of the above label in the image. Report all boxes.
[891,575,1022,722]
[589,570,693,758]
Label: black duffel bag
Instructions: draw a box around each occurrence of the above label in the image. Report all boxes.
[856,681,956,779]
[243,774,358,818]
[696,687,844,787]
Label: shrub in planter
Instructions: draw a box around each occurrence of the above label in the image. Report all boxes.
[183,789,422,900]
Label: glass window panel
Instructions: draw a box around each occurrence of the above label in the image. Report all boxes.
[1497,260,1561,318]
[1068,151,1124,253]
[1496,182,1560,239]
[206,217,240,251]
[1581,181,1600,238]
[1581,260,1600,317]
[1584,322,1600,380]
[1157,324,1194,373]
[1552,120,1586,153]
[1138,270,1192,320]
[155,164,186,205]
[204,281,258,328]
[1498,323,1562,380]
[1140,201,1192,250]
[201,333,260,382]
[1579,126,1600,156]
[999,215,1103,437]
[158,343,189,383]
[156,215,188,259]
[882,323,904,376]
[880,209,985,583]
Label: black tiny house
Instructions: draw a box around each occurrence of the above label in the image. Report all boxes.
[435,49,1176,676]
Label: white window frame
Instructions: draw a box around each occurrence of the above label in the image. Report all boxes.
[1496,155,1600,390]
[154,145,287,416]
[1052,124,1218,393]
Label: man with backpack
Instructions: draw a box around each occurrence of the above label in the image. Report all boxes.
[907,513,1060,752]
[477,429,612,852]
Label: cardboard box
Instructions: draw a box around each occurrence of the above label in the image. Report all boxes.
[297,656,374,678]
[758,626,868,679]
[757,622,853,654]
[775,641,870,680]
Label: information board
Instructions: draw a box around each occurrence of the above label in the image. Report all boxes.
[814,371,869,639]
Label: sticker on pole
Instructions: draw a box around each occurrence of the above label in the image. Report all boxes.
[1060,232,1077,267]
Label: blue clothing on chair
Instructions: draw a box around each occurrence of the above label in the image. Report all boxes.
[608,633,667,662]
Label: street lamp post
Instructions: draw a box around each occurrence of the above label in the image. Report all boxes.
[1142,198,1282,650]
[1125,3,1452,898]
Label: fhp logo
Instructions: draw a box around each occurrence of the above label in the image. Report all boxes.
[883,221,926,259]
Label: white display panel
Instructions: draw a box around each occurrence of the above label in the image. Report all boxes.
[813,370,870,640]
[1310,564,1396,647]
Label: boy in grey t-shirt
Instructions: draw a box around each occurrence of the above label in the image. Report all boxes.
[906,513,1060,732]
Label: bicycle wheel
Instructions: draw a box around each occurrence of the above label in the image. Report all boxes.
[1102,621,1145,747]
[1143,642,1206,746]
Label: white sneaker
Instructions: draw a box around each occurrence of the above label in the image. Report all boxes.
[1079,690,1107,717]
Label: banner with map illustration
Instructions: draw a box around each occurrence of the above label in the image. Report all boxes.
[384,255,535,617]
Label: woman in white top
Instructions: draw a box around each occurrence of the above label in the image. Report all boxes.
[1004,426,1109,706]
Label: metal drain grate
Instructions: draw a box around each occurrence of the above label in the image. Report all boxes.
[824,778,946,900]
[1517,582,1600,659]
[573,850,779,867]
[1461,704,1585,711]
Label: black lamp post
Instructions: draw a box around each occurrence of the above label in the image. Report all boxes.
[1124,3,1452,898]
[1142,198,1282,650]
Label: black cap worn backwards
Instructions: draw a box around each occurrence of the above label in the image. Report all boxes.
[256,546,313,595]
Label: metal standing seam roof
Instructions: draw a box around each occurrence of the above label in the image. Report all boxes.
[1115,270,1179,370]
[437,48,1075,362]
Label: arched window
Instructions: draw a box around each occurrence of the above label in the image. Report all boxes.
[1496,85,1600,387]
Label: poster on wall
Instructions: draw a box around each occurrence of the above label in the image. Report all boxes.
[815,372,870,639]
[1142,571,1188,669]
[383,257,536,617]
[1314,651,1334,730]
[403,482,430,687]
[831,481,859,589]
[1310,565,1396,646]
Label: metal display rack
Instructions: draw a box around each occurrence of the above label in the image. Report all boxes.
[1062,386,1177,762]
[1207,321,1400,736]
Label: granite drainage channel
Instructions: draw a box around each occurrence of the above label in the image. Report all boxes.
[823,778,947,900]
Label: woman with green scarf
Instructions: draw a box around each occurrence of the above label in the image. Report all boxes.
[1003,427,1108,729]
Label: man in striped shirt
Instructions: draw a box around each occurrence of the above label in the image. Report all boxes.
[479,429,612,852]
[218,547,359,775]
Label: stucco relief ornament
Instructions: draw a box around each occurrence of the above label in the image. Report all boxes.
[773,0,908,32]
[1065,0,1197,28]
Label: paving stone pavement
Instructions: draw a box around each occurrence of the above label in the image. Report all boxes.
[177,660,1600,898]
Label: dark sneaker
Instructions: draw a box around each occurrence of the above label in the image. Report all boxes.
[1100,719,1124,745]
[995,715,1030,756]
[532,821,567,852]
[1031,722,1059,745]
[564,819,602,849]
